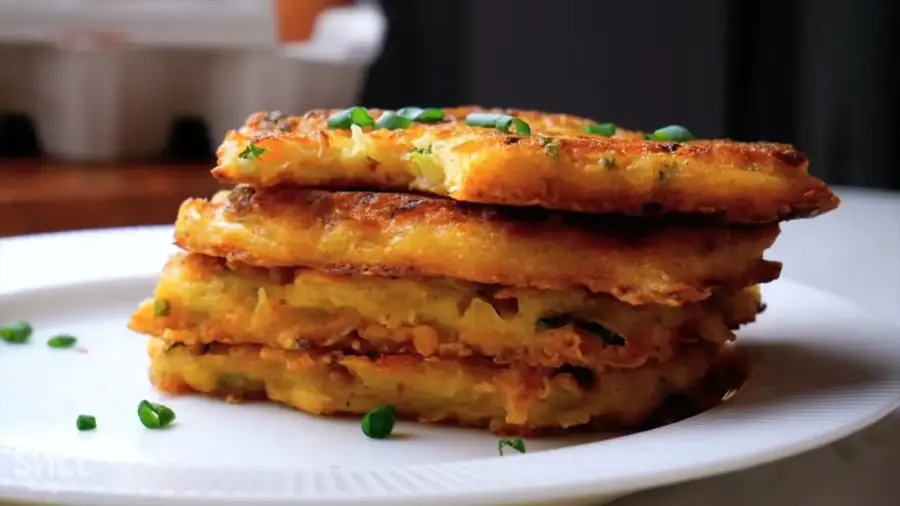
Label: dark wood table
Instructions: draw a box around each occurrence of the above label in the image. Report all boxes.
[0,161,224,237]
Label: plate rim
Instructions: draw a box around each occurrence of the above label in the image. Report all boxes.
[2,274,900,505]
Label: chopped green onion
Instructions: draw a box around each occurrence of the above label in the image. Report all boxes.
[498,438,527,456]
[539,137,561,161]
[495,116,531,135]
[47,335,77,349]
[361,404,396,439]
[536,315,626,346]
[238,143,267,160]
[138,400,176,429]
[217,373,264,390]
[76,415,97,431]
[153,299,170,317]
[465,113,532,135]
[375,111,413,130]
[0,320,32,344]
[465,113,504,128]
[327,106,375,129]
[647,125,694,142]
[396,107,445,123]
[586,123,617,136]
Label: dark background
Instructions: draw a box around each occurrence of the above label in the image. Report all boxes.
[361,0,899,190]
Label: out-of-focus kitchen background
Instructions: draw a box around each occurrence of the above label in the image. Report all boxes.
[0,0,896,237]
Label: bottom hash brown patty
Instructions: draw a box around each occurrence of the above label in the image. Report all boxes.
[173,187,782,306]
[130,252,764,371]
[148,339,743,436]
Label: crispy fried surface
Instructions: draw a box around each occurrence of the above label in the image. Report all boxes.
[211,107,839,223]
[148,338,740,435]
[173,187,782,305]
[129,252,764,370]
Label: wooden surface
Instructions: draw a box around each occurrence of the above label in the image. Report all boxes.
[0,161,224,237]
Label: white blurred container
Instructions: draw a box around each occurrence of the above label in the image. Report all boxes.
[0,0,386,161]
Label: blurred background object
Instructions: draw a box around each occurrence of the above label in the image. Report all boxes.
[362,0,899,190]
[0,0,896,237]
[0,0,385,236]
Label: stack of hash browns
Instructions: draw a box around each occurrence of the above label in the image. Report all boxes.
[129,106,839,435]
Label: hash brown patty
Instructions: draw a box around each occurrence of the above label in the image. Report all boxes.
[212,107,839,223]
[129,252,764,371]
[173,187,782,306]
[148,338,741,436]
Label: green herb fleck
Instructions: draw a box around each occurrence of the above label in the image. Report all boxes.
[362,404,396,439]
[465,113,531,135]
[396,107,445,123]
[646,125,694,142]
[153,299,170,317]
[498,438,527,456]
[0,320,32,344]
[599,156,616,170]
[47,335,78,349]
[658,162,677,184]
[411,145,432,155]
[536,315,626,346]
[586,123,617,136]
[539,137,561,162]
[217,373,264,390]
[327,106,376,129]
[238,143,267,160]
[76,414,96,431]
[375,111,413,130]
[137,400,176,429]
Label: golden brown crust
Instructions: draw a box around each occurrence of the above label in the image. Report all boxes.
[129,252,764,371]
[173,187,782,305]
[148,337,742,436]
[211,106,839,223]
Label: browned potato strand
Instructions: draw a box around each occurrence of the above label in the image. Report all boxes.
[173,187,782,306]
[212,107,839,223]
[129,252,764,371]
[148,338,741,436]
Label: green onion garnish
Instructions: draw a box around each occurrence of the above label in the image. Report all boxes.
[498,438,527,456]
[496,116,532,135]
[47,335,77,349]
[238,143,266,160]
[647,125,694,142]
[138,400,176,429]
[396,107,445,123]
[0,320,32,344]
[465,113,532,135]
[375,111,413,130]
[327,106,375,129]
[361,404,396,439]
[586,123,617,136]
[76,415,96,431]
[153,299,170,317]
[539,137,561,161]
[536,315,626,346]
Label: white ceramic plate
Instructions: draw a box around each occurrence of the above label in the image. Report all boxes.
[1,238,900,506]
